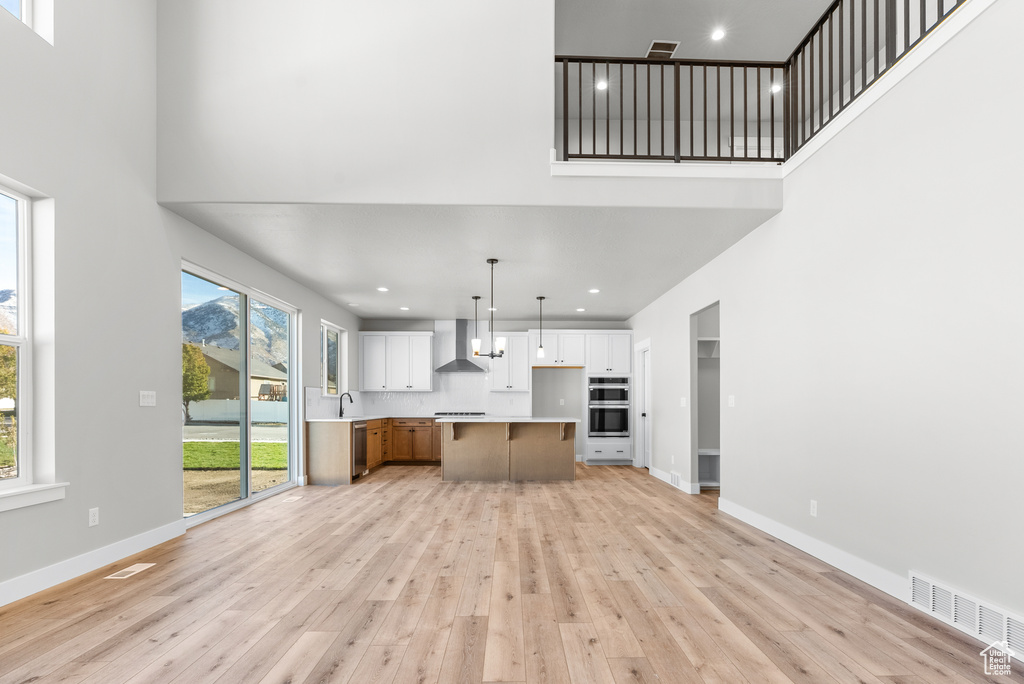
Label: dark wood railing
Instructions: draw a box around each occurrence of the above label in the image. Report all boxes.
[556,0,968,163]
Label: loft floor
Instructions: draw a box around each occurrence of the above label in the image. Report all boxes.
[0,464,1014,684]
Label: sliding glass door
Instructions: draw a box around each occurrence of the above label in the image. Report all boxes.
[181,269,294,517]
[250,298,290,493]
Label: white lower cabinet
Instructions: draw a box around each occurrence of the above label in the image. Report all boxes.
[491,333,530,391]
[586,439,632,463]
[360,332,433,391]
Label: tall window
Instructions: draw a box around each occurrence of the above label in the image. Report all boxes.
[0,187,28,489]
[321,322,344,395]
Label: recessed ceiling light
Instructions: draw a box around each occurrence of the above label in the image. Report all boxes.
[400,307,409,311]
[596,80,608,91]
[377,287,389,292]
[711,28,725,41]
[588,288,600,294]
[577,308,586,312]
[348,303,359,307]
[771,83,782,94]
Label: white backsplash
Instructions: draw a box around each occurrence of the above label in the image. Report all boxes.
[303,377,531,420]
[360,371,532,416]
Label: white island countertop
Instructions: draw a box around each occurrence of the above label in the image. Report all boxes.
[306,415,580,423]
[433,416,580,424]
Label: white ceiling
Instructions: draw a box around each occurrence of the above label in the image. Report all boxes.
[166,203,776,322]
[556,0,836,62]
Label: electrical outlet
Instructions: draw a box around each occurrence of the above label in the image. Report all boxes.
[727,394,736,407]
[680,397,687,408]
[671,453,675,465]
[809,500,817,517]
[559,398,565,406]
[89,508,99,527]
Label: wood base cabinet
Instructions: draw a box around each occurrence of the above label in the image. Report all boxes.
[391,418,437,461]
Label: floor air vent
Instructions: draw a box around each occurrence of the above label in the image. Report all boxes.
[105,563,155,580]
[909,571,1023,647]
[669,471,681,488]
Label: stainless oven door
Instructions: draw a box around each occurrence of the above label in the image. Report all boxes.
[589,404,629,437]
[588,386,629,404]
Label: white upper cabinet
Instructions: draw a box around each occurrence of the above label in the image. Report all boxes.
[361,334,387,390]
[586,333,632,373]
[530,331,586,366]
[360,332,433,391]
[491,333,530,391]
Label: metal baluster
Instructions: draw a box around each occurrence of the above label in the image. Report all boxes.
[674,63,680,162]
[562,60,569,160]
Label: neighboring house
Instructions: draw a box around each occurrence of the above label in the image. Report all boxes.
[194,343,287,401]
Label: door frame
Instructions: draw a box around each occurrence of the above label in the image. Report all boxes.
[633,338,651,468]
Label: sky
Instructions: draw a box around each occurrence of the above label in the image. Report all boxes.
[0,0,19,20]
[181,271,237,309]
[0,193,17,296]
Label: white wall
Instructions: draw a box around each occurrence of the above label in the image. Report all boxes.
[0,0,358,596]
[155,0,782,213]
[630,0,1024,614]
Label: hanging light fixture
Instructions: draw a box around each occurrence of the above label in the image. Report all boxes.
[536,296,546,359]
[471,295,482,356]
[480,258,505,358]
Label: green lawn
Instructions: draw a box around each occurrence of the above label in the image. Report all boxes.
[0,443,13,469]
[183,441,287,470]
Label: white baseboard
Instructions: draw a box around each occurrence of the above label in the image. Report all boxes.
[649,466,700,495]
[718,498,906,601]
[0,519,186,608]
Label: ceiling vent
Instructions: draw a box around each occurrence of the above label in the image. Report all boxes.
[646,40,679,60]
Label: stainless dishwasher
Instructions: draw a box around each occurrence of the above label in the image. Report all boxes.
[352,421,368,479]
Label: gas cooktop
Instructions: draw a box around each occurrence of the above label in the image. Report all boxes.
[434,411,485,416]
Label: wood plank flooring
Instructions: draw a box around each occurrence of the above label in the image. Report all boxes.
[1,464,1019,684]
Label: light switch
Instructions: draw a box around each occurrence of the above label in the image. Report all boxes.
[559,399,565,406]
[680,397,687,408]
[139,391,157,407]
[727,394,735,407]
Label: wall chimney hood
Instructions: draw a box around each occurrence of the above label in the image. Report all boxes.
[435,319,486,373]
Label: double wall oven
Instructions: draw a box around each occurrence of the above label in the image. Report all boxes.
[588,377,629,437]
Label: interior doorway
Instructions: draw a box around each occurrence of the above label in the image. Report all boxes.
[635,341,652,469]
[691,303,720,492]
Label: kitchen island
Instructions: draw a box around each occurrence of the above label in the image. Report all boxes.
[435,416,579,481]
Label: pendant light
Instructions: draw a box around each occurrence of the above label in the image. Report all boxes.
[481,258,505,358]
[536,296,546,359]
[471,295,482,356]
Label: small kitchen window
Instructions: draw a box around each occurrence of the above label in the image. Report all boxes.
[321,322,346,395]
[1,186,28,491]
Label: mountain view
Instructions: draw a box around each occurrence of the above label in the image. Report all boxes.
[0,289,15,334]
[182,295,289,369]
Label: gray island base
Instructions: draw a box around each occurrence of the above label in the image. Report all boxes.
[436,417,579,481]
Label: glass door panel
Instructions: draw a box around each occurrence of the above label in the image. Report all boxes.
[250,298,290,493]
[181,271,247,516]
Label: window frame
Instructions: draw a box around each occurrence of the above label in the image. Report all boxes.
[320,321,345,396]
[0,185,31,492]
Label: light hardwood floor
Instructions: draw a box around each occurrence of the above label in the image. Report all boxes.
[1,464,1018,684]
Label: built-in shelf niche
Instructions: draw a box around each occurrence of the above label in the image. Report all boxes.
[697,337,720,358]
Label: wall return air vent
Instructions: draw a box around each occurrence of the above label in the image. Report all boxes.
[646,40,679,60]
[909,571,1024,656]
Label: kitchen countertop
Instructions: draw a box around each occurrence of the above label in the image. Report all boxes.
[434,416,580,423]
[306,416,579,423]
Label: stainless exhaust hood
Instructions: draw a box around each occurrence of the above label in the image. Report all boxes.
[435,319,486,373]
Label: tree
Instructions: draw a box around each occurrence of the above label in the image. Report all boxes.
[0,343,16,469]
[182,343,211,423]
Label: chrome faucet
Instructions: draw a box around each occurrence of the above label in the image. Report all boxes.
[339,392,353,417]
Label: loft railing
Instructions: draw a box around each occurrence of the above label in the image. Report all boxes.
[556,0,968,163]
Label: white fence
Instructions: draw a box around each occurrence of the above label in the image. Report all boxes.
[188,399,288,423]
